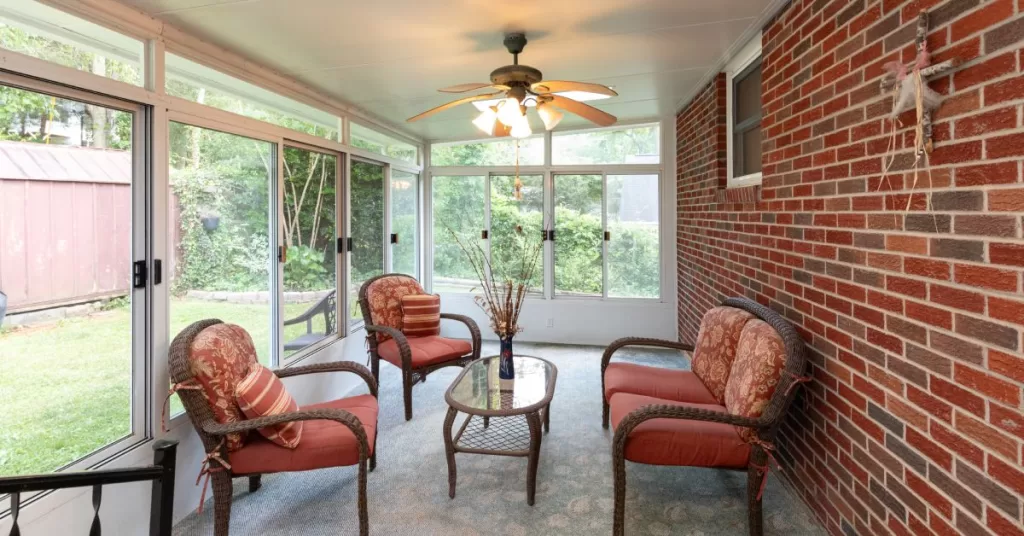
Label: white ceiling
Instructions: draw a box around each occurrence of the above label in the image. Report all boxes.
[117,0,776,141]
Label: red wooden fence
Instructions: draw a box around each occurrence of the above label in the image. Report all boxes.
[0,142,132,313]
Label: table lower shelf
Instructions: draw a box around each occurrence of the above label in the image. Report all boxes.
[454,414,533,455]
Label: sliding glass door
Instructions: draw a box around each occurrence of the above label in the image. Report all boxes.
[0,78,146,476]
[390,169,418,277]
[553,174,604,297]
[348,159,385,324]
[281,146,339,356]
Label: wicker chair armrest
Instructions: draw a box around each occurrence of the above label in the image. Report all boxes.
[612,404,763,451]
[203,408,371,457]
[601,337,695,375]
[363,324,412,370]
[275,361,378,397]
[440,313,482,359]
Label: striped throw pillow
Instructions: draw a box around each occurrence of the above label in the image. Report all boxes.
[401,293,441,337]
[235,364,302,449]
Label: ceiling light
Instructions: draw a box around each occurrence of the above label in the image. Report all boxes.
[496,97,525,126]
[472,107,498,135]
[510,114,532,139]
[536,101,564,130]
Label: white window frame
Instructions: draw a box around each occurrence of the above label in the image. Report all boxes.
[725,31,763,189]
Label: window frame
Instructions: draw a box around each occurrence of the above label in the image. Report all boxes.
[725,31,764,189]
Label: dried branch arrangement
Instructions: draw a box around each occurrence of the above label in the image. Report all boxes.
[449,227,543,339]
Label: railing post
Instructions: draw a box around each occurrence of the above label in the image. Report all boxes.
[149,440,178,536]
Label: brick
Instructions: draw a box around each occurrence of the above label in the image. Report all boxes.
[928,464,983,517]
[930,376,985,417]
[954,162,1018,186]
[990,243,1024,267]
[906,301,953,329]
[931,420,984,467]
[931,190,984,211]
[953,52,1016,90]
[985,77,1024,106]
[930,238,984,262]
[929,0,982,27]
[956,412,1019,461]
[929,331,984,365]
[930,284,985,313]
[984,13,1024,53]
[989,404,1024,441]
[988,455,1024,497]
[955,314,1020,350]
[953,215,1019,238]
[906,426,952,471]
[905,214,951,233]
[870,476,907,520]
[905,257,951,280]
[957,461,1020,518]
[988,132,1024,158]
[905,343,951,376]
[989,188,1024,212]
[907,471,953,518]
[954,264,1019,292]
[989,349,1024,384]
[988,508,1024,536]
[951,0,1015,41]
[989,296,1024,327]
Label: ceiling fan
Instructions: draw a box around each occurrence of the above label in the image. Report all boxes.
[406,33,618,138]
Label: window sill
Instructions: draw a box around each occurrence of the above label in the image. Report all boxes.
[727,172,762,189]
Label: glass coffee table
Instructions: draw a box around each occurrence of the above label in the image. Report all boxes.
[442,354,557,505]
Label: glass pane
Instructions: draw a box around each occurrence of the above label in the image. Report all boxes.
[490,174,543,292]
[168,123,274,376]
[166,54,339,140]
[739,127,762,176]
[735,63,762,124]
[282,147,338,357]
[350,122,417,164]
[432,175,485,293]
[554,175,603,297]
[0,1,142,86]
[607,175,660,298]
[391,170,418,277]
[0,84,134,476]
[430,136,544,167]
[552,125,659,165]
[349,160,385,322]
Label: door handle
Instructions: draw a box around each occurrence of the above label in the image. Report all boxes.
[390,233,398,244]
[278,245,287,263]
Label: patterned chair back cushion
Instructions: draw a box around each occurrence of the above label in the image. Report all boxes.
[723,319,788,441]
[365,275,426,342]
[690,306,755,403]
[189,323,260,451]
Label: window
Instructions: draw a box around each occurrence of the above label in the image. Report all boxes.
[431,175,485,293]
[607,175,660,298]
[390,169,419,277]
[166,54,339,140]
[490,174,544,292]
[350,122,417,164]
[726,32,763,187]
[282,146,339,357]
[0,1,143,86]
[552,125,660,165]
[0,80,145,476]
[554,174,604,297]
[167,122,275,368]
[430,136,544,167]
[349,160,385,323]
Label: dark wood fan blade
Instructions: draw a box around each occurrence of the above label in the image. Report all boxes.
[531,80,618,97]
[546,95,617,127]
[439,83,505,93]
[406,93,502,122]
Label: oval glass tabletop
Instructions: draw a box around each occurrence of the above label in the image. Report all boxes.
[445,355,557,415]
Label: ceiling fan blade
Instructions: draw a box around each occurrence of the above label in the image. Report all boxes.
[438,82,509,93]
[531,80,618,97]
[407,92,503,123]
[546,95,617,127]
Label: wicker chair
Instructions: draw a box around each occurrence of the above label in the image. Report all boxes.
[358,273,481,421]
[601,297,808,536]
[169,319,378,536]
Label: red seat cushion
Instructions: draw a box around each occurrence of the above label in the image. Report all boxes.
[609,393,750,468]
[604,362,719,406]
[377,335,472,369]
[230,394,378,475]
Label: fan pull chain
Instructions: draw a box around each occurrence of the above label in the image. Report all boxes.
[514,139,522,200]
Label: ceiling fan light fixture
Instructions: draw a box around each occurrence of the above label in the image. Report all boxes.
[537,101,564,130]
[472,106,499,135]
[496,96,525,126]
[509,114,532,139]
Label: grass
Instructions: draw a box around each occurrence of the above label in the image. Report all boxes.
[0,298,328,477]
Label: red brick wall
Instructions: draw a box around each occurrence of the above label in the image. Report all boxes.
[676,1,1024,535]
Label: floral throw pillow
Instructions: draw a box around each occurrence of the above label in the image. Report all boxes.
[188,323,259,451]
[690,306,754,403]
[236,364,302,449]
[365,276,425,342]
[724,319,787,442]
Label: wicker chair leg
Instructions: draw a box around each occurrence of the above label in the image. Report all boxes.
[370,433,378,472]
[370,355,379,384]
[248,475,262,493]
[212,471,233,536]
[403,370,413,421]
[747,451,766,536]
[602,400,609,429]
[612,450,627,536]
[357,458,369,536]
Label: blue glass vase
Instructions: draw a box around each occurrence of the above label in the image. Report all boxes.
[499,336,515,380]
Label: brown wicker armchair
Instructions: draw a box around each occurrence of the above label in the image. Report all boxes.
[169,319,378,536]
[358,273,481,421]
[601,297,808,536]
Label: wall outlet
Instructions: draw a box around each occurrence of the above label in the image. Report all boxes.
[546,318,554,328]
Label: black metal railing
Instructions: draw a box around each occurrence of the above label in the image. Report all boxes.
[0,440,177,536]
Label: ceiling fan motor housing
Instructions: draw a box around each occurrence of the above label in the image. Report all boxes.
[490,65,543,87]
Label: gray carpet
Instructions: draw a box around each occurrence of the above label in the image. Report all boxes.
[174,342,825,535]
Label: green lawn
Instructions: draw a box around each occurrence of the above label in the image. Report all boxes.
[0,298,329,477]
